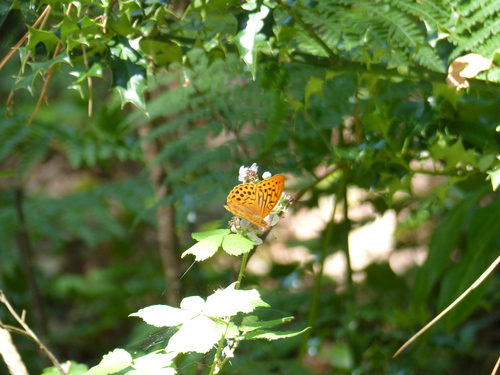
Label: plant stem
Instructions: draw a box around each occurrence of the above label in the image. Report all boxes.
[209,246,253,374]
[340,168,359,365]
[235,251,251,290]
[208,320,230,375]
[0,292,65,375]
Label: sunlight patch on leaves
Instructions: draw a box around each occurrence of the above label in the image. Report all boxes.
[221,234,254,256]
[85,349,132,375]
[232,5,270,79]
[203,283,269,317]
[184,230,253,260]
[130,302,201,327]
[129,352,176,375]
[487,168,500,190]
[166,315,221,354]
[182,232,226,260]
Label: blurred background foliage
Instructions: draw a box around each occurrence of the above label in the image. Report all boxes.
[1,0,500,374]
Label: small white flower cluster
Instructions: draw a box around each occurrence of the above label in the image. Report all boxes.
[238,163,259,183]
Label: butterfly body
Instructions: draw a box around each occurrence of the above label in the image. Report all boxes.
[224,174,285,229]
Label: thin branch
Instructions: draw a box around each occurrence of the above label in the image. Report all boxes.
[0,326,29,375]
[0,5,52,70]
[491,356,500,375]
[0,292,65,375]
[394,253,500,357]
[81,44,93,117]
[27,2,75,125]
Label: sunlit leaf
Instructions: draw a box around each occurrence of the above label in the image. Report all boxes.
[221,234,254,256]
[203,283,269,318]
[182,233,226,260]
[130,304,199,327]
[166,316,222,354]
[84,349,132,375]
[232,5,269,79]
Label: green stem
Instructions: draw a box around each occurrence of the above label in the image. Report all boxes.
[340,168,359,365]
[208,319,230,375]
[235,250,251,290]
[209,248,253,374]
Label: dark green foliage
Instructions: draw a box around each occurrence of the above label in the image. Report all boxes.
[2,0,500,374]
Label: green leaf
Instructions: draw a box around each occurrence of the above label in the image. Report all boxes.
[478,154,495,172]
[487,168,500,190]
[240,315,295,333]
[192,229,230,241]
[242,327,309,340]
[42,361,88,375]
[204,10,238,36]
[413,44,446,73]
[139,39,183,67]
[26,26,60,54]
[84,349,132,375]
[108,38,147,110]
[203,283,269,317]
[182,232,226,260]
[112,67,147,111]
[108,13,134,37]
[70,62,104,85]
[429,137,477,171]
[166,316,223,354]
[15,53,71,92]
[129,302,201,327]
[305,75,324,108]
[221,233,254,256]
[130,352,177,375]
[432,83,463,109]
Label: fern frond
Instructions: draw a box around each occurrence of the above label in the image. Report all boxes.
[413,44,446,73]
[460,0,495,17]
[19,131,51,176]
[387,0,452,33]
[451,18,500,58]
[380,8,425,48]
[458,1,500,29]
[477,66,500,84]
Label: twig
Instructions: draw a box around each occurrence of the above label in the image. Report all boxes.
[394,253,500,357]
[0,5,52,70]
[27,3,74,125]
[0,326,29,375]
[0,292,66,375]
[492,356,500,375]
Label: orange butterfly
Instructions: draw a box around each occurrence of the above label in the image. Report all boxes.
[224,174,285,229]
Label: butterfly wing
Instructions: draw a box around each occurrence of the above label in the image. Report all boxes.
[225,175,285,229]
[255,174,285,217]
[224,204,270,229]
[224,183,269,228]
